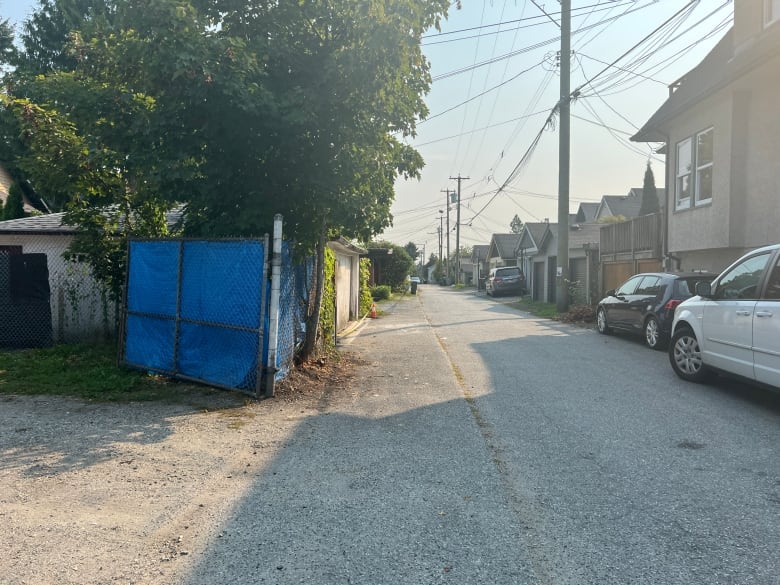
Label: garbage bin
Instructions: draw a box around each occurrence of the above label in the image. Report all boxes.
[411,281,418,294]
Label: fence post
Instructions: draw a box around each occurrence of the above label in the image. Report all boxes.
[255,233,270,398]
[263,214,283,398]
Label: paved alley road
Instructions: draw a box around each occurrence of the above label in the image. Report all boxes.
[418,285,780,585]
[175,286,779,585]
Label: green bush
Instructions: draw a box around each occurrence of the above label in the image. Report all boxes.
[359,258,373,315]
[320,247,336,350]
[371,285,391,300]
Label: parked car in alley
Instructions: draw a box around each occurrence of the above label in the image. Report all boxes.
[669,244,780,389]
[596,272,716,350]
[486,266,526,297]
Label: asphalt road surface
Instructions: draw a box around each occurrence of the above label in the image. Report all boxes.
[419,285,780,585]
[179,285,779,585]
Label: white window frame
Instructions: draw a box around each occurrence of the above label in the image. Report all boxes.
[765,0,780,26]
[675,137,692,210]
[675,127,714,211]
[694,127,713,205]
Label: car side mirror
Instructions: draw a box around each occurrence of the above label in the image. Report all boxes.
[606,289,616,297]
[695,281,713,298]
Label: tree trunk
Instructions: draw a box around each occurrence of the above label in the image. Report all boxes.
[300,224,327,361]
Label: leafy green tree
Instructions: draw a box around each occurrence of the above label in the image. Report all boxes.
[4,183,25,219]
[510,214,524,234]
[3,0,453,358]
[372,240,413,291]
[639,162,660,215]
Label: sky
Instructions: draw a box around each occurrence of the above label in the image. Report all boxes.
[1,0,734,257]
[385,0,734,259]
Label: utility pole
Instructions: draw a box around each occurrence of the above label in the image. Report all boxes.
[556,0,571,313]
[441,189,452,284]
[437,211,444,264]
[450,175,469,285]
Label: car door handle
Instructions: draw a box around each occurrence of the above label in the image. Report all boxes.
[755,311,773,318]
[735,310,752,316]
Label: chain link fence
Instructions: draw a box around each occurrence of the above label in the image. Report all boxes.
[0,235,116,348]
[276,241,315,380]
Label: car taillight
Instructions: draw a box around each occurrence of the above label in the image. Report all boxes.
[664,299,683,311]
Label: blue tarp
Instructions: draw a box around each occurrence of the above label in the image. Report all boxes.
[123,238,313,394]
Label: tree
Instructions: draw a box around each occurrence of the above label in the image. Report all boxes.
[639,162,660,216]
[510,214,524,234]
[404,242,420,263]
[3,0,453,358]
[3,183,25,219]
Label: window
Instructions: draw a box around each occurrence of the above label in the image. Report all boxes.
[765,257,780,300]
[766,0,780,26]
[675,127,714,210]
[615,275,644,296]
[675,138,692,210]
[715,252,771,300]
[636,276,662,296]
[695,129,713,204]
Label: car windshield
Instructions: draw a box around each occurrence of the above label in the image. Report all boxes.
[497,268,519,277]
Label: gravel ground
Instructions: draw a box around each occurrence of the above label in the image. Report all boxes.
[0,360,353,585]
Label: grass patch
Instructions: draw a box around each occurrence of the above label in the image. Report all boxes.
[0,343,225,403]
[508,297,560,319]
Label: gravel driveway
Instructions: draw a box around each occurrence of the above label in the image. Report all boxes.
[0,368,346,585]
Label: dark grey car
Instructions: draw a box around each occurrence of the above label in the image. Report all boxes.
[596,272,716,350]
[486,266,526,297]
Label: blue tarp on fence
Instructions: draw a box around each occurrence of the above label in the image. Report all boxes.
[123,238,313,395]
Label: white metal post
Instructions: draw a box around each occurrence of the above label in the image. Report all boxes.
[264,214,283,398]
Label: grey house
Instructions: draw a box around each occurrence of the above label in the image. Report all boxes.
[486,233,521,270]
[631,0,780,272]
[516,221,601,305]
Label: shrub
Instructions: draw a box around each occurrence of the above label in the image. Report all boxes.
[371,285,391,300]
[359,258,373,316]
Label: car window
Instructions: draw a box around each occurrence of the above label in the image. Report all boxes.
[676,277,710,297]
[763,257,780,300]
[615,275,644,296]
[714,252,771,300]
[497,267,519,277]
[635,276,661,295]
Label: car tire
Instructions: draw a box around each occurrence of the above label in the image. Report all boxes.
[669,326,709,383]
[644,316,666,350]
[596,308,611,334]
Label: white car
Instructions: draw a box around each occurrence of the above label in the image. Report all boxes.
[669,243,780,389]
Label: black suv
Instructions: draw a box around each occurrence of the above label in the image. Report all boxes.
[486,266,526,297]
[596,272,716,350]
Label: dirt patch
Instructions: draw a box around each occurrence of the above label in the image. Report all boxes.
[0,356,359,585]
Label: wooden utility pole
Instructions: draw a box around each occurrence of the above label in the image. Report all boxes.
[441,189,453,283]
[438,211,444,263]
[556,0,571,313]
[449,175,469,285]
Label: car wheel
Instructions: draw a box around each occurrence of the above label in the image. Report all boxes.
[644,316,666,350]
[596,308,611,334]
[669,327,709,383]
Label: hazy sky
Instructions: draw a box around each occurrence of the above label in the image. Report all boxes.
[387,0,733,257]
[1,1,733,255]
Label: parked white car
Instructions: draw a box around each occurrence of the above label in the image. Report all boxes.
[669,243,780,389]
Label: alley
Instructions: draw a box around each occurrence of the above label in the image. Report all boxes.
[419,285,780,584]
[181,286,779,584]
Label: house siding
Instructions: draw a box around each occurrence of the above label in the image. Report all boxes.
[664,33,780,272]
[741,61,780,247]
[667,93,733,256]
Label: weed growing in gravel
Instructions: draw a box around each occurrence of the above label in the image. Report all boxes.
[0,343,224,403]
